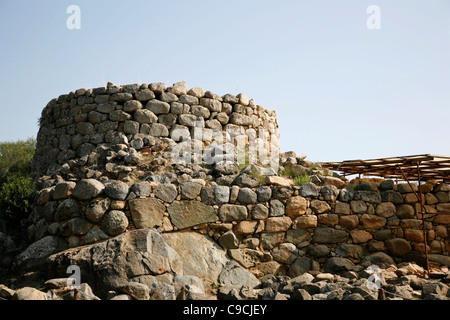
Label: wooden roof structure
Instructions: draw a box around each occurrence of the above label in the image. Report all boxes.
[319,154,450,274]
[319,154,450,183]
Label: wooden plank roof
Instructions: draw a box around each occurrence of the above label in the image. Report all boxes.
[318,154,450,182]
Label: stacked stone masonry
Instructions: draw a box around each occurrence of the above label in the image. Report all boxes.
[29,82,450,280]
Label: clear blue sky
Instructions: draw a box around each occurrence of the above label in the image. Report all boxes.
[1,0,449,162]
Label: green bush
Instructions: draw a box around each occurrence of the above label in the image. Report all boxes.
[0,138,36,223]
[0,138,36,184]
[0,176,35,222]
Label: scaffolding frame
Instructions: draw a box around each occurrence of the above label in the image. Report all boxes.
[319,154,450,275]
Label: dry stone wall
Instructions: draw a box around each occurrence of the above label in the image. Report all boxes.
[28,82,450,280]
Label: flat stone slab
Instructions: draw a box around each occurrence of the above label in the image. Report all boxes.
[167,200,217,229]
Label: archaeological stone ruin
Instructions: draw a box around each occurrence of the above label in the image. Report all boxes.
[2,81,450,300]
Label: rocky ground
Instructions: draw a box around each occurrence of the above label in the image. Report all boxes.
[1,260,449,300]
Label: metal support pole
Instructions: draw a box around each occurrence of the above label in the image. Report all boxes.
[397,164,430,276]
[416,162,430,276]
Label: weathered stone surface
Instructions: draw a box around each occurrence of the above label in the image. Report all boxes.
[233,173,260,188]
[214,185,230,204]
[386,238,412,257]
[381,190,404,204]
[134,109,158,123]
[320,185,339,201]
[237,187,257,204]
[149,123,169,137]
[235,220,264,235]
[101,210,129,236]
[252,203,269,219]
[323,176,346,189]
[376,202,396,218]
[85,198,110,223]
[180,182,203,200]
[13,287,47,300]
[72,179,104,200]
[218,231,239,249]
[285,196,308,216]
[312,227,349,244]
[323,257,356,273]
[396,204,415,218]
[62,218,93,236]
[272,186,294,200]
[286,229,309,245]
[404,229,424,243]
[335,244,367,261]
[299,183,319,198]
[168,200,216,229]
[339,215,359,229]
[219,204,248,221]
[356,191,381,203]
[272,243,299,264]
[104,180,130,200]
[397,183,418,194]
[266,216,292,232]
[335,201,351,215]
[13,236,67,272]
[317,213,338,227]
[269,199,285,217]
[350,200,367,214]
[131,181,152,197]
[120,282,150,300]
[350,230,373,243]
[129,198,166,229]
[162,231,224,281]
[154,183,178,203]
[361,252,395,265]
[296,215,318,229]
[49,229,183,295]
[54,198,81,221]
[360,214,386,229]
[146,100,170,114]
[310,200,331,214]
[218,261,260,288]
[265,176,293,187]
[53,181,76,200]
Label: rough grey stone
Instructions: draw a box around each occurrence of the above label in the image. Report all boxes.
[101,210,129,236]
[323,257,356,273]
[299,182,319,198]
[252,203,269,220]
[154,183,178,203]
[218,231,239,249]
[13,236,67,272]
[131,181,152,197]
[167,200,216,229]
[237,187,257,204]
[180,182,203,200]
[55,198,81,221]
[104,180,130,200]
[214,185,230,204]
[256,186,272,202]
[269,199,285,217]
[129,198,166,229]
[218,261,260,288]
[146,100,170,114]
[312,227,349,244]
[72,179,105,201]
[219,204,248,221]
